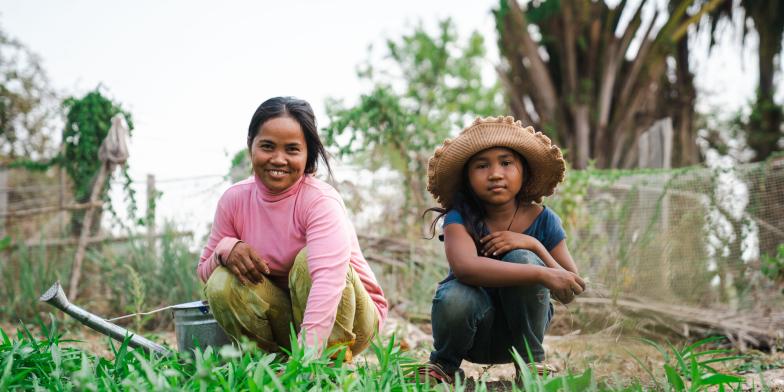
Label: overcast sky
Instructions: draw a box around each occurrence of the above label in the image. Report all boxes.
[1,0,772,238]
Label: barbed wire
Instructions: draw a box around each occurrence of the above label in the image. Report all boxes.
[118,174,225,185]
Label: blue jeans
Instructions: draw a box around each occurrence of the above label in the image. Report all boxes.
[429,249,553,375]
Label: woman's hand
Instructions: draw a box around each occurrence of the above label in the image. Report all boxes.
[223,242,270,285]
[479,231,539,257]
[542,268,586,304]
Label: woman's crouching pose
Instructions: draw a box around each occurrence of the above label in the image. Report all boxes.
[196,97,387,359]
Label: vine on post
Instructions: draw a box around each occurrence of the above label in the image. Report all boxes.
[62,88,136,235]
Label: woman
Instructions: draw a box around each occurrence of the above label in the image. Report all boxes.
[197,96,387,359]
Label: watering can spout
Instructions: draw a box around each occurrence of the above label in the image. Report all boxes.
[39,281,172,357]
[39,281,69,308]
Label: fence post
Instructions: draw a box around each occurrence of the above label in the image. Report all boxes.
[638,118,673,169]
[146,174,156,251]
[59,144,67,236]
[69,162,113,299]
[0,170,7,239]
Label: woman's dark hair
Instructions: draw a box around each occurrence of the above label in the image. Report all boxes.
[424,150,532,251]
[247,96,332,178]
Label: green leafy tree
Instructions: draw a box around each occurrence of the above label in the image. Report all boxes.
[745,0,784,161]
[323,19,505,232]
[227,149,251,184]
[708,0,784,161]
[0,26,59,162]
[62,88,135,234]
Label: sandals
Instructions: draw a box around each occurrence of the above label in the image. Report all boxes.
[416,361,465,385]
[416,360,556,385]
[515,362,559,377]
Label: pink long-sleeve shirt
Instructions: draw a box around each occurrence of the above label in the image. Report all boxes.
[197,174,388,346]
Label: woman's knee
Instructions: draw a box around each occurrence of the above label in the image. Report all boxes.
[205,266,235,303]
[288,248,310,288]
[501,249,545,267]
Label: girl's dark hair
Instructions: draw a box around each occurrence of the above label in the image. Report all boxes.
[424,150,532,250]
[247,96,333,178]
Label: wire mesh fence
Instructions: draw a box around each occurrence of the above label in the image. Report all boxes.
[558,157,784,310]
[0,167,71,240]
[1,156,782,327]
[0,166,228,244]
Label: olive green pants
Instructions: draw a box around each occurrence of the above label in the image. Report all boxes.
[205,251,378,357]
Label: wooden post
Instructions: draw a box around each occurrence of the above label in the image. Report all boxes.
[59,144,67,236]
[146,174,156,251]
[68,162,114,299]
[59,165,66,236]
[0,170,7,239]
[69,113,130,298]
[638,118,673,169]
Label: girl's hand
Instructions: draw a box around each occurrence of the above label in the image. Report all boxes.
[542,268,586,304]
[479,231,538,257]
[224,242,270,285]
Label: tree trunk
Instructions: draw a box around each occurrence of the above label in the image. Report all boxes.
[674,4,698,166]
[747,3,784,162]
[573,105,591,169]
[505,0,560,125]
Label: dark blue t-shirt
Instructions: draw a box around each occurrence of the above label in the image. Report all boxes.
[440,206,567,293]
[442,206,566,252]
[440,206,566,286]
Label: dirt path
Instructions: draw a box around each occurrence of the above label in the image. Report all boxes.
[376,315,784,390]
[381,321,663,387]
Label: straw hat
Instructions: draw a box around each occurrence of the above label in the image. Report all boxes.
[426,116,565,209]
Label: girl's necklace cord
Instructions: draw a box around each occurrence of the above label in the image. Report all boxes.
[506,202,520,231]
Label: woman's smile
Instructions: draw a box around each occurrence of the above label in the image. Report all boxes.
[266,168,291,178]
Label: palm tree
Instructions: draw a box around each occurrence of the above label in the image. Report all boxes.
[495,0,723,169]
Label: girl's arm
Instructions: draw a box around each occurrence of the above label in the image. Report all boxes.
[549,240,579,274]
[479,232,561,270]
[445,223,585,296]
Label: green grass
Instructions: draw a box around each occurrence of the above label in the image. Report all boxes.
[1,319,752,391]
[0,319,428,391]
[0,218,768,390]
[616,337,749,391]
[0,223,202,330]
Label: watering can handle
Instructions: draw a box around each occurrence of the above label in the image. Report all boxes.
[106,304,176,322]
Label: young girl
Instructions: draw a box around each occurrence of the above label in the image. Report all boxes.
[196,97,387,359]
[421,116,586,383]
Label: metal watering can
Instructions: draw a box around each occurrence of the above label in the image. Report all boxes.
[39,281,231,356]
